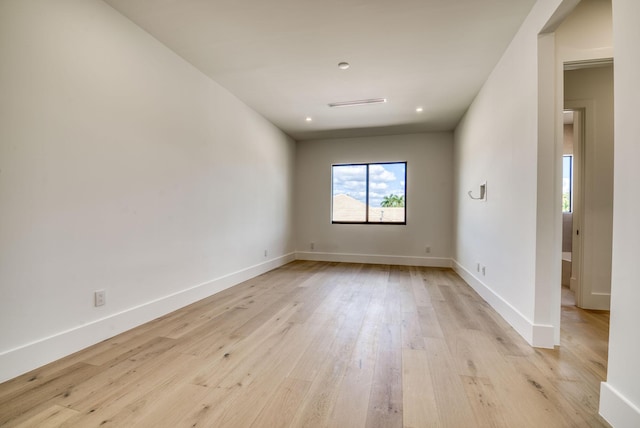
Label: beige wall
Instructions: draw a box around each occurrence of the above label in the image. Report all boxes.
[555,0,613,63]
[563,124,574,154]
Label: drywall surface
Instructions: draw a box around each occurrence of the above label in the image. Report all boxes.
[555,0,613,63]
[599,0,640,425]
[295,133,453,266]
[453,0,613,348]
[563,124,574,154]
[0,0,295,381]
[565,65,614,309]
[452,0,578,347]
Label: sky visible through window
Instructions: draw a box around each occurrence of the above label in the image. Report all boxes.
[332,163,406,208]
[563,155,572,212]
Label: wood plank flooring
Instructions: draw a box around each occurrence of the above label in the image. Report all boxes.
[0,261,611,427]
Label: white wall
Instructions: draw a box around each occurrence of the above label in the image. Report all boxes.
[599,0,640,425]
[564,65,614,309]
[453,0,613,348]
[0,0,295,382]
[452,1,577,348]
[295,133,453,267]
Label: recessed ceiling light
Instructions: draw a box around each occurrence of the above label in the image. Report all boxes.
[305,116,312,122]
[338,62,350,70]
[416,107,424,113]
[328,98,387,108]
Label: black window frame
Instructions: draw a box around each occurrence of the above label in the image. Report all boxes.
[331,161,407,225]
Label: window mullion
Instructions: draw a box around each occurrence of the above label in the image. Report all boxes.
[365,164,370,223]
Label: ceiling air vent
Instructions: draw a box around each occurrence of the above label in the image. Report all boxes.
[328,98,387,108]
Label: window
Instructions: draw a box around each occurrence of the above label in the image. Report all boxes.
[563,155,573,212]
[332,162,406,224]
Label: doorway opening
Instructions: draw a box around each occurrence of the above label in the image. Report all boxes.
[560,109,579,307]
[555,61,613,421]
[562,62,614,311]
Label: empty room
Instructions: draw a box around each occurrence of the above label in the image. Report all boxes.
[1,0,639,427]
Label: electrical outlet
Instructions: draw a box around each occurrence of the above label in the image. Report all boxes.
[94,290,106,307]
[264,249,268,257]
[310,242,315,250]
[482,266,486,276]
[425,246,431,254]
[476,262,480,272]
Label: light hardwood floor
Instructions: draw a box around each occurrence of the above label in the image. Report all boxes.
[0,261,611,427]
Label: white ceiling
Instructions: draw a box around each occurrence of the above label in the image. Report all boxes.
[104,0,536,141]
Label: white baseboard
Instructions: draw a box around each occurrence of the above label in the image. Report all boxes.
[584,292,611,311]
[600,382,640,428]
[452,260,555,349]
[295,251,452,268]
[0,253,295,383]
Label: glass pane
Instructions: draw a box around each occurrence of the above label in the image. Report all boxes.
[563,155,572,212]
[368,163,406,223]
[332,164,367,222]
